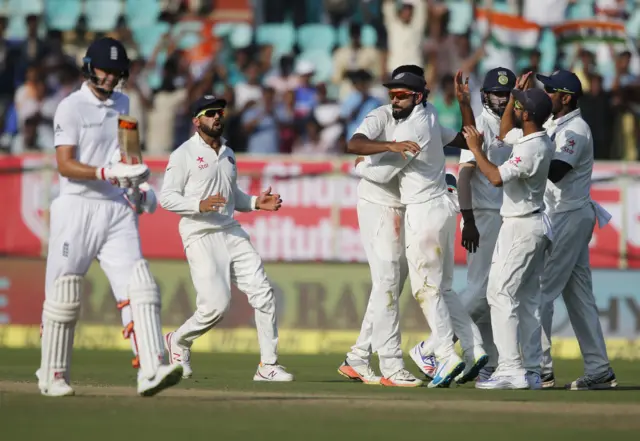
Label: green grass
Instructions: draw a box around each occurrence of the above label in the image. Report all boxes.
[1,349,639,441]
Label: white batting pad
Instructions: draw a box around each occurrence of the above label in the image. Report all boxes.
[40,275,82,386]
[128,260,165,380]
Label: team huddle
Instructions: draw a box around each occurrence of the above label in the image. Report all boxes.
[36,36,615,397]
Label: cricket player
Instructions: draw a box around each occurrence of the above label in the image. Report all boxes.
[410,68,517,382]
[159,95,293,382]
[354,71,486,388]
[467,86,554,390]
[38,37,183,397]
[536,70,617,390]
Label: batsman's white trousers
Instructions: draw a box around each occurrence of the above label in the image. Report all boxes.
[488,214,550,376]
[540,204,611,376]
[174,226,279,364]
[346,200,407,377]
[421,209,500,366]
[405,194,483,360]
[45,195,141,336]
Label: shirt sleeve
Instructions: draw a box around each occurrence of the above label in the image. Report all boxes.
[353,109,386,140]
[159,152,201,216]
[498,149,539,184]
[53,100,80,147]
[440,125,458,146]
[459,149,476,164]
[552,128,584,168]
[502,128,523,146]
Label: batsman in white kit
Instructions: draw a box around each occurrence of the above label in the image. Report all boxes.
[536,70,616,390]
[353,71,487,388]
[467,86,554,390]
[413,68,518,382]
[38,37,183,397]
[159,95,293,382]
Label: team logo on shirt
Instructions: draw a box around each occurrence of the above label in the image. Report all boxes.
[508,156,522,165]
[197,156,208,170]
[228,156,235,165]
[561,139,575,155]
[55,124,63,134]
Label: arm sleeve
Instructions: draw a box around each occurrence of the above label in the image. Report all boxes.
[552,129,584,167]
[502,128,523,146]
[440,125,458,146]
[159,153,201,215]
[233,184,258,212]
[353,110,386,140]
[498,150,538,184]
[53,100,80,147]
[459,149,476,163]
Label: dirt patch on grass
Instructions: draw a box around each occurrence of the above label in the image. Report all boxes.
[3,380,640,417]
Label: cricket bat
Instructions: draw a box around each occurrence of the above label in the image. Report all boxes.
[117,115,144,215]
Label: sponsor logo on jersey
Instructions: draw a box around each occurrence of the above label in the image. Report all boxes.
[197,156,208,170]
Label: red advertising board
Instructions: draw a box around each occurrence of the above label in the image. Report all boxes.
[0,155,637,268]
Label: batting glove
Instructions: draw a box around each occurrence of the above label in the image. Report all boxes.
[126,182,157,214]
[97,163,150,188]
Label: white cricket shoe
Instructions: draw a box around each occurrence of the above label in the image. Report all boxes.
[475,372,529,390]
[456,350,489,385]
[526,371,542,390]
[37,370,75,397]
[164,331,193,379]
[381,369,423,387]
[337,360,382,385]
[409,342,437,379]
[477,366,495,382]
[254,363,294,382]
[428,354,466,388]
[137,364,183,397]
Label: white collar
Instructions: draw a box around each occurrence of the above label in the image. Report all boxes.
[81,82,115,107]
[194,132,228,155]
[516,130,547,144]
[553,108,582,127]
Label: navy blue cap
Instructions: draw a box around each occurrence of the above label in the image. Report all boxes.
[482,67,516,92]
[191,95,227,117]
[83,37,129,73]
[536,70,583,96]
[383,72,427,93]
[511,88,553,121]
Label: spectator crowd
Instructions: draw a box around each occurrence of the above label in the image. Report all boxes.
[0,0,639,160]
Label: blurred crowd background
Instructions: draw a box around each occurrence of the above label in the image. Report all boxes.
[0,0,639,160]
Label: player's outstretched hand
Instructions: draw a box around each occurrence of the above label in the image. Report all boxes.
[461,221,480,253]
[454,70,471,105]
[98,163,150,188]
[515,71,534,91]
[199,193,226,213]
[387,141,420,159]
[256,186,282,211]
[462,126,484,152]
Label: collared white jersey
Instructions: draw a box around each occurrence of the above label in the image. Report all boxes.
[459,109,513,210]
[543,109,593,214]
[353,105,403,208]
[160,133,257,249]
[53,82,129,200]
[355,103,457,205]
[498,131,554,218]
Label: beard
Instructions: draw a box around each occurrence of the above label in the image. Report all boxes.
[200,120,224,138]
[513,111,523,129]
[392,104,415,120]
[487,94,509,117]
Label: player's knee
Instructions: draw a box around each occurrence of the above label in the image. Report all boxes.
[246,283,275,313]
[43,275,82,323]
[196,296,231,325]
[126,260,160,307]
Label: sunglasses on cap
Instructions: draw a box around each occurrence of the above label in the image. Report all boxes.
[514,100,524,110]
[543,85,575,95]
[196,108,225,118]
[388,90,417,100]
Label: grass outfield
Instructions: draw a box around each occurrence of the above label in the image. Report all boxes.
[1,349,639,440]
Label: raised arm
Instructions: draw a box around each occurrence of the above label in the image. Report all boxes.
[500,71,533,140]
[444,71,476,149]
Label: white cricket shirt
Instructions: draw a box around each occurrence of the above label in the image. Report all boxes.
[498,131,554,218]
[353,105,403,209]
[543,109,593,214]
[160,133,257,249]
[53,82,129,200]
[459,109,513,210]
[356,103,457,205]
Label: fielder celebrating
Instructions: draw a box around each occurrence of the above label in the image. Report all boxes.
[354,71,486,388]
[467,86,554,390]
[39,37,183,397]
[160,95,293,382]
[412,67,517,382]
[536,70,617,390]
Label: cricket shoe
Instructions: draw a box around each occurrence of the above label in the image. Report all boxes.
[380,369,423,387]
[164,331,193,379]
[254,363,294,382]
[526,371,542,390]
[475,372,529,390]
[477,366,495,382]
[565,368,617,391]
[541,372,555,389]
[37,370,75,397]
[337,360,382,385]
[137,364,183,397]
[456,351,489,385]
[409,342,437,379]
[428,354,465,388]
